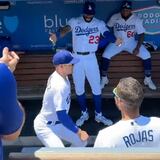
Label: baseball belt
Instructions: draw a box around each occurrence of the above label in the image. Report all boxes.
[77,52,90,55]
[47,121,61,125]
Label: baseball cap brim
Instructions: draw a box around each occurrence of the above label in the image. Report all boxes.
[68,57,80,64]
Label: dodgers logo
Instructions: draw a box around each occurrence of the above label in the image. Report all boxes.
[3,16,19,33]
[133,6,160,35]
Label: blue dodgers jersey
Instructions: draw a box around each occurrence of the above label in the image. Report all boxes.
[0,63,23,159]
[0,140,2,160]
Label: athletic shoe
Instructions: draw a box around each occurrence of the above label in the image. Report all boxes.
[144,76,157,90]
[95,112,113,126]
[76,111,89,127]
[100,76,109,89]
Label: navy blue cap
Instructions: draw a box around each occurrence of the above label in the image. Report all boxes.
[52,50,79,65]
[121,1,132,9]
[83,1,95,15]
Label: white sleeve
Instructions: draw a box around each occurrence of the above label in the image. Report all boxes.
[107,14,116,28]
[53,88,67,111]
[99,20,109,35]
[135,17,146,34]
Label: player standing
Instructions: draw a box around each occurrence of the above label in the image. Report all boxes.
[34,50,89,147]
[94,77,160,148]
[50,1,121,127]
[101,1,156,90]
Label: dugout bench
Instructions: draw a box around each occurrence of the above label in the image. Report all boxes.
[14,51,160,100]
[8,147,160,160]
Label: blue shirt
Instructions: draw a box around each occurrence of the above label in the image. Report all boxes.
[0,63,23,160]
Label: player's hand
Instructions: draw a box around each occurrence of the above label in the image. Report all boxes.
[0,47,19,72]
[115,37,123,46]
[77,129,89,141]
[49,32,57,43]
[133,47,139,56]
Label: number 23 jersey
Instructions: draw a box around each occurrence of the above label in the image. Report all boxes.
[68,16,108,52]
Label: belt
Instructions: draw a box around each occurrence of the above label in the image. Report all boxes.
[55,121,61,125]
[77,52,90,55]
[47,121,61,125]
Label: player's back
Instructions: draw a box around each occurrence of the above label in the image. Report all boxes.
[95,115,160,148]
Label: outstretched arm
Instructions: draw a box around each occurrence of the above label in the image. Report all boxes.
[98,31,122,49]
[57,110,89,141]
[49,25,71,43]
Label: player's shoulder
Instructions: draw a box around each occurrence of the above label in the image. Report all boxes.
[51,72,67,87]
[98,121,120,135]
[110,13,121,19]
[132,13,142,21]
[93,17,105,25]
[108,13,121,23]
[138,115,160,125]
[150,116,160,122]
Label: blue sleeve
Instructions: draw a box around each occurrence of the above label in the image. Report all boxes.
[98,31,116,48]
[0,63,23,135]
[57,110,79,133]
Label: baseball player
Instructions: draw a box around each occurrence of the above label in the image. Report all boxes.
[50,1,121,127]
[94,77,160,148]
[0,47,25,160]
[101,1,156,90]
[34,50,89,147]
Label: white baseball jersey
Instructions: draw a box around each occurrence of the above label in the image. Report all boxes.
[68,16,108,52]
[102,13,150,60]
[94,115,160,148]
[67,16,108,95]
[34,71,87,147]
[107,13,145,44]
[38,71,71,123]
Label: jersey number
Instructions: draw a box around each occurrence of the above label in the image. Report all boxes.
[127,31,135,38]
[89,35,100,44]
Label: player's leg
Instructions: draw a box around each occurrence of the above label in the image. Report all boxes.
[137,45,156,90]
[54,124,87,147]
[72,56,89,127]
[101,43,122,89]
[34,117,64,147]
[85,54,113,126]
[126,41,156,90]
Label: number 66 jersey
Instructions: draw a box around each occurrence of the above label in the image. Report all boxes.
[67,16,108,53]
[107,13,145,44]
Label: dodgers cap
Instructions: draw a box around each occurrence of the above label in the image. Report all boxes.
[52,50,79,65]
[121,1,132,10]
[83,1,95,15]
